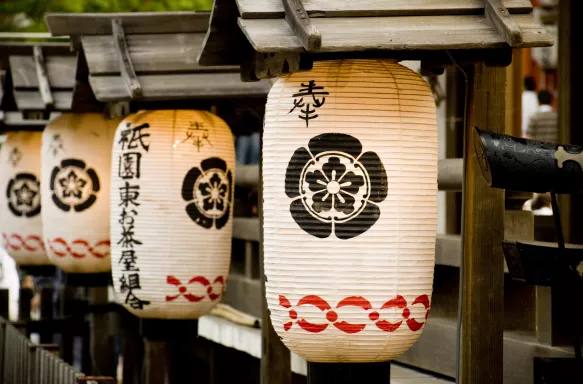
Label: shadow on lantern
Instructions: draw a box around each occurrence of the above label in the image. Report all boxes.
[473,127,583,381]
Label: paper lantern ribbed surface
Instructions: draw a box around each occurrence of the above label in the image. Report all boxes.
[263,60,437,362]
[0,132,49,265]
[110,110,235,319]
[41,113,120,273]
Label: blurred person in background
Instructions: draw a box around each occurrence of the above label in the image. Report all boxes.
[522,76,538,138]
[526,90,558,143]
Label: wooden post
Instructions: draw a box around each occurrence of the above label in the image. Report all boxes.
[18,288,33,322]
[260,129,292,384]
[308,362,390,384]
[121,311,142,384]
[40,287,54,343]
[89,287,117,377]
[0,288,9,319]
[461,62,506,384]
[60,285,76,365]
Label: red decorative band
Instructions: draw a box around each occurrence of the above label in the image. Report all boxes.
[1,233,45,253]
[279,294,430,334]
[166,275,226,303]
[47,237,110,259]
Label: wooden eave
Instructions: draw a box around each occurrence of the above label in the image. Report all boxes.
[198,0,554,66]
[0,42,74,128]
[45,12,273,102]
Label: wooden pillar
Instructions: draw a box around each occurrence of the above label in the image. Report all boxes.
[40,287,54,344]
[89,287,117,377]
[461,62,506,384]
[506,49,523,137]
[260,126,292,384]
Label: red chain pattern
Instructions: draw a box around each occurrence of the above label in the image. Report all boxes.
[1,233,45,252]
[279,294,430,334]
[47,237,110,258]
[166,275,226,303]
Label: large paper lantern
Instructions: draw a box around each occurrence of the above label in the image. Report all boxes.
[0,132,49,266]
[263,60,437,362]
[110,110,235,319]
[41,113,120,273]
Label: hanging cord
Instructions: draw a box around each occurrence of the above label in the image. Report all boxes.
[550,192,582,361]
[446,50,469,384]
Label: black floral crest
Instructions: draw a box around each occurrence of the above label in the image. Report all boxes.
[6,173,41,217]
[182,157,233,230]
[285,133,388,240]
[49,159,100,212]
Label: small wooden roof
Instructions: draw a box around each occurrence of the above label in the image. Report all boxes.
[0,42,75,127]
[198,0,553,67]
[45,12,273,102]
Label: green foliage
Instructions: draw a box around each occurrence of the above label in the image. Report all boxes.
[0,0,214,32]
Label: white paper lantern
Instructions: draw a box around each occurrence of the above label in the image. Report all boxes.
[0,132,49,266]
[110,110,235,319]
[263,60,437,362]
[41,113,120,273]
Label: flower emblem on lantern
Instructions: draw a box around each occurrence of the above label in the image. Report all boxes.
[6,173,41,217]
[182,157,233,230]
[49,159,100,212]
[285,133,388,240]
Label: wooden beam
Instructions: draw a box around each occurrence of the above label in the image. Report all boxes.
[32,46,55,110]
[238,14,552,53]
[88,73,272,101]
[484,0,523,46]
[9,55,76,89]
[282,0,322,51]
[111,19,141,100]
[461,63,506,384]
[236,0,533,19]
[45,12,211,36]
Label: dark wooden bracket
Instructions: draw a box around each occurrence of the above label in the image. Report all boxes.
[484,0,524,46]
[111,18,142,99]
[282,0,322,51]
[32,46,54,112]
[241,49,312,81]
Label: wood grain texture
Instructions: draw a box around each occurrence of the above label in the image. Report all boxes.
[45,12,211,36]
[282,0,322,51]
[484,0,523,46]
[82,34,238,74]
[32,46,55,109]
[238,14,553,53]
[111,18,142,99]
[396,317,573,383]
[88,73,272,101]
[461,63,506,384]
[9,56,76,89]
[236,0,533,19]
[13,90,72,110]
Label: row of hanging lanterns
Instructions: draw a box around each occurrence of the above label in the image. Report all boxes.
[0,59,438,362]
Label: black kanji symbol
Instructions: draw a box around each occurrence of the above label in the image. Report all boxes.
[119,123,150,152]
[183,121,212,152]
[118,223,142,248]
[288,80,329,127]
[124,291,150,310]
[118,153,142,180]
[119,182,140,208]
[119,250,139,272]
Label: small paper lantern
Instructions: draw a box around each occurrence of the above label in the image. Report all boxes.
[110,110,235,319]
[41,113,120,273]
[0,132,49,266]
[263,60,437,362]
